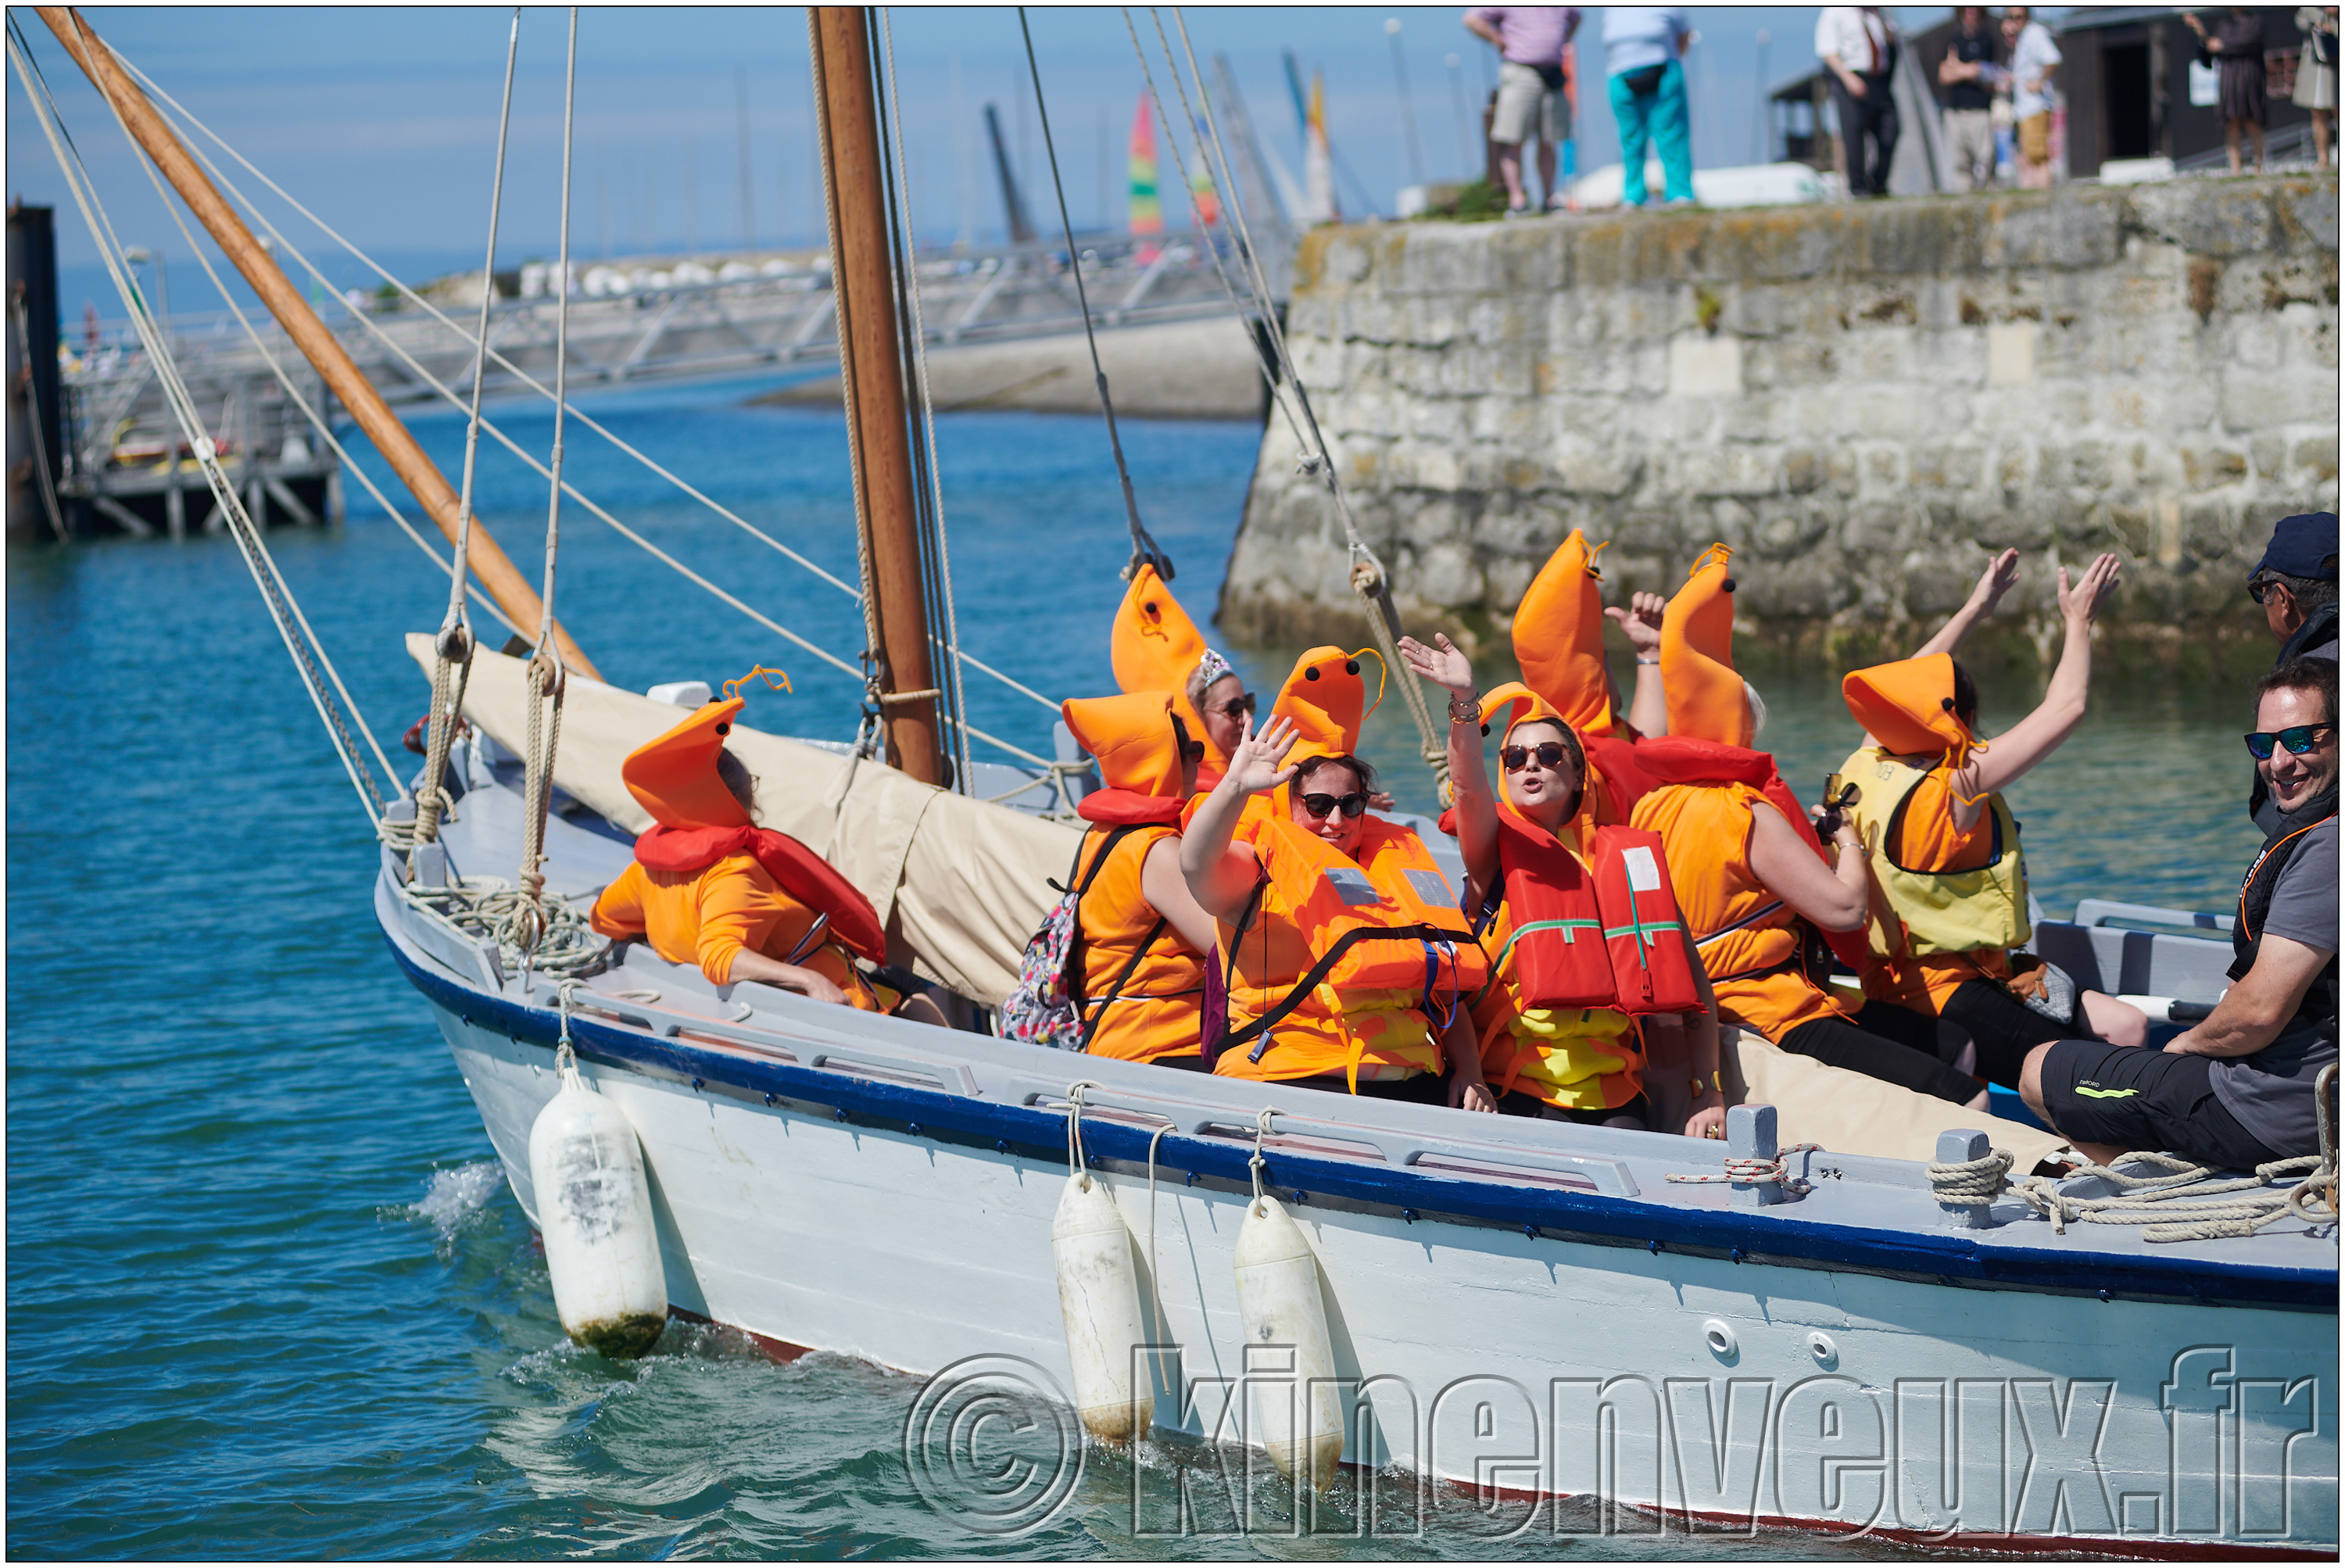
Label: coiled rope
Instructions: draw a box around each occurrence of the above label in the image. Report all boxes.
[1926,1147,2015,1212]
[1666,1143,1825,1196]
[404,875,607,982]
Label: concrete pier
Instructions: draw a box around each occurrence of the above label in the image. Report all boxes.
[1223,177,2339,675]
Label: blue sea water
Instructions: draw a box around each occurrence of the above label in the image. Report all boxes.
[5,378,2267,1559]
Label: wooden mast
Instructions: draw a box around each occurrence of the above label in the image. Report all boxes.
[38,7,599,679]
[808,7,943,786]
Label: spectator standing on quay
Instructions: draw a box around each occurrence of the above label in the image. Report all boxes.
[2247,512,2340,832]
[2296,7,2339,170]
[2025,658,2339,1172]
[2003,6,2061,189]
[1939,6,2003,191]
[2186,7,2270,174]
[1603,6,1694,207]
[1464,7,1581,216]
[1818,7,1899,198]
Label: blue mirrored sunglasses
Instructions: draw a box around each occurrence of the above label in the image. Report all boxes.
[2243,724,2335,760]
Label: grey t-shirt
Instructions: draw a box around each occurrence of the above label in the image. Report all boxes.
[2211,819,2339,1158]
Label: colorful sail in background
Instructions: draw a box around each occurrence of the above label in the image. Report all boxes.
[1187,118,1221,227]
[1128,96,1164,236]
[1304,70,1337,223]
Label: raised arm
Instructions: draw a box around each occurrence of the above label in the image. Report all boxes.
[1605,590,1669,737]
[1960,552,2123,806]
[1398,634,1498,909]
[1180,713,1298,918]
[1745,799,1869,932]
[1139,836,1221,957]
[1913,547,2020,659]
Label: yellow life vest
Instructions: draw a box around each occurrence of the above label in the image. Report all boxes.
[1838,746,2028,959]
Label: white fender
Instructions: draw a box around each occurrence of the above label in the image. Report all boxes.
[1233,1193,1342,1489]
[528,1066,668,1358]
[1051,1172,1151,1442]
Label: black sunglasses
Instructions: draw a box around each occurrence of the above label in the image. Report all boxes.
[1298,790,1369,820]
[2248,575,2281,606]
[1501,741,1573,772]
[2244,724,2335,760]
[1208,692,1258,720]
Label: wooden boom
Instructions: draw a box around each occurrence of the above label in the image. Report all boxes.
[39,6,599,678]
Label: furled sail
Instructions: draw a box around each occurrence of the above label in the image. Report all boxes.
[409,635,1076,1004]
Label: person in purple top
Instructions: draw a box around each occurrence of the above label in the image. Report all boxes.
[1465,7,1581,215]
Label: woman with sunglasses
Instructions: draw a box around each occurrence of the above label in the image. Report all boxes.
[1837,551,2146,1089]
[1405,626,1729,1136]
[1184,650,1254,786]
[1180,649,1496,1109]
[1055,692,1220,1067]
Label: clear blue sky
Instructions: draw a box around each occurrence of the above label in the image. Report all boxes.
[9,6,1967,317]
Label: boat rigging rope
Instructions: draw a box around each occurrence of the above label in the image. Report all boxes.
[9,20,394,825]
[504,8,578,965]
[107,41,1065,727]
[1665,1143,1826,1195]
[405,875,607,982]
[417,7,520,868]
[1017,6,1176,587]
[1248,1104,1285,1211]
[1065,1079,1103,1188]
[1135,9,1452,803]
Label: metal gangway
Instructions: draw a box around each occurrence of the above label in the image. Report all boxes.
[54,227,1289,539]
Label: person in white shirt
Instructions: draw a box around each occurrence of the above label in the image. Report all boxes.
[2003,6,2061,188]
[1817,6,1899,197]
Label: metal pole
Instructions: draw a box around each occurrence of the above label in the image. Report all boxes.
[809,5,941,786]
[35,5,598,676]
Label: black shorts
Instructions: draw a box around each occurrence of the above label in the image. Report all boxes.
[1942,977,2075,1087]
[1495,1088,1652,1128]
[2038,1040,2279,1171]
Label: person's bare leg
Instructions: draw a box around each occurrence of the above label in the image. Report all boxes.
[2078,990,2148,1050]
[2315,110,2332,170]
[2226,119,2243,174]
[1537,138,1559,207]
[2249,121,2266,173]
[1495,141,1527,208]
[897,993,950,1027]
[2018,1041,2056,1122]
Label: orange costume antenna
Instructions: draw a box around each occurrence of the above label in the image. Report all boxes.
[1659,544,1749,746]
[1513,529,1614,736]
[1842,653,1983,771]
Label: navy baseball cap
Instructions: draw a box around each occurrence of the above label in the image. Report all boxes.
[2252,513,2340,582]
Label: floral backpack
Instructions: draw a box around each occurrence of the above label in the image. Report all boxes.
[999,825,1163,1050]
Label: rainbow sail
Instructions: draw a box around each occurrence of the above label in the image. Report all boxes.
[1128,96,1163,236]
[1304,70,1337,223]
[1187,118,1221,227]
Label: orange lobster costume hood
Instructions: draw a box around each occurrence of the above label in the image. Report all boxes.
[1063,690,1188,827]
[1660,545,1750,747]
[1110,564,1226,767]
[1515,529,1616,737]
[1270,644,1371,796]
[618,699,888,963]
[1477,682,1588,823]
[1843,653,1979,766]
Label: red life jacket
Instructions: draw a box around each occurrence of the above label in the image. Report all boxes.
[1076,788,1187,828]
[1580,732,1658,824]
[634,823,889,963]
[1631,736,1871,972]
[1492,804,1701,1015]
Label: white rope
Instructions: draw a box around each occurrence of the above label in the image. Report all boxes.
[882,7,976,796]
[405,875,607,982]
[1065,1079,1103,1188]
[111,41,1063,727]
[1666,1144,1824,1195]
[1248,1104,1284,1210]
[1927,1147,2015,1209]
[9,24,392,825]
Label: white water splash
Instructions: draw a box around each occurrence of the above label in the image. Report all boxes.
[411,1159,506,1240]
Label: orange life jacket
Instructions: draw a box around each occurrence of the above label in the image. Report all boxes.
[1215,805,1489,1080]
[634,823,888,963]
[1490,804,1701,1015]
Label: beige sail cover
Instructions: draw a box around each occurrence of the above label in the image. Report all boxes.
[407,635,1076,1004]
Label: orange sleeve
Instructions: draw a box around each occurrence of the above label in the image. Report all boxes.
[693,857,793,986]
[589,861,651,940]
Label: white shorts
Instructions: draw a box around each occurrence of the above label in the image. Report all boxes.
[1491,59,1569,146]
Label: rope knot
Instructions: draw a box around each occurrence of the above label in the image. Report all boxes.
[1928,1147,2015,1208]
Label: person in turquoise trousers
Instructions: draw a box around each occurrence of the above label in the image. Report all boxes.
[1603,7,1695,206]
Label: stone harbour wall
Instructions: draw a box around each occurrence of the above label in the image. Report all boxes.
[1223,177,2339,674]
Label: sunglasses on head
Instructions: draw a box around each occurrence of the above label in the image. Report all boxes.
[1208,692,1258,720]
[2243,724,2335,760]
[1501,740,1573,772]
[1298,790,1369,820]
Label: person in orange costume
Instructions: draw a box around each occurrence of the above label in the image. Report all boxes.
[1839,549,2145,1085]
[1111,564,1248,786]
[1509,528,1666,823]
[589,692,943,1022]
[1628,547,1989,1107]
[1402,630,1730,1136]
[1058,691,1219,1066]
[1180,647,1495,1107]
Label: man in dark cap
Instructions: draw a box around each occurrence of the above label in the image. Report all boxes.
[2248,513,2340,831]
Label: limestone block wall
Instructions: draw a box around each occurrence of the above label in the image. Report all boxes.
[1223,177,2339,672]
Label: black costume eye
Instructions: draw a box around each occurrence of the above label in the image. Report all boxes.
[1722,578,1737,592]
[1304,667,1321,682]
[1345,660,1360,675]
[1144,602,1158,614]
[1941,698,1956,712]
[714,722,731,735]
